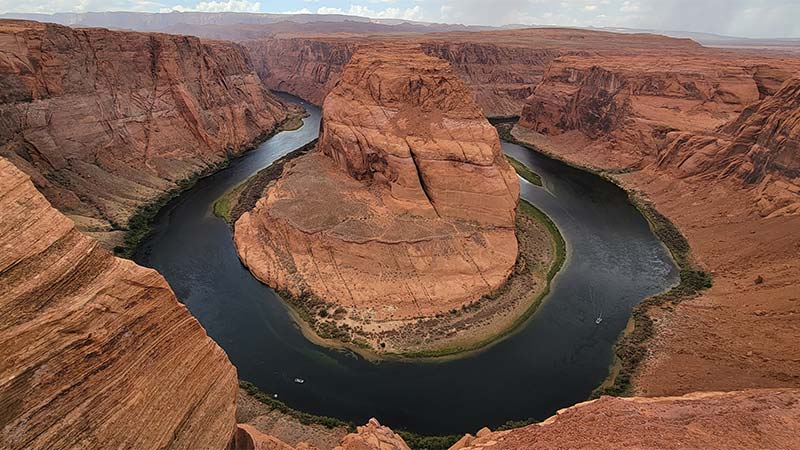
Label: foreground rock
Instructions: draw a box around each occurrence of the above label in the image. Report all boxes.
[0,19,299,248]
[0,158,237,450]
[234,44,529,355]
[450,390,800,450]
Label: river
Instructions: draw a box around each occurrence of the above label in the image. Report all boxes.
[134,94,678,435]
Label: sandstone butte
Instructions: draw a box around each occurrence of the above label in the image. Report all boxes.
[234,44,522,353]
[512,55,800,394]
[0,19,299,248]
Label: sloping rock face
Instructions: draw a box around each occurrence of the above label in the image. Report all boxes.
[449,389,800,450]
[657,78,800,216]
[0,157,237,450]
[0,19,297,245]
[334,419,410,450]
[235,44,518,327]
[243,38,356,107]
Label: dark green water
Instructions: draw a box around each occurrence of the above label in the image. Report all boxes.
[135,94,677,435]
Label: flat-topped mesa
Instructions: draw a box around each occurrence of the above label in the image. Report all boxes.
[234,45,521,347]
[319,43,519,227]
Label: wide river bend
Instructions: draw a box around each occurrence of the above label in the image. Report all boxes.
[135,94,678,435]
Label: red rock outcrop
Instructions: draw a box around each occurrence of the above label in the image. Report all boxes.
[657,78,800,216]
[518,53,800,169]
[450,389,800,450]
[334,419,410,450]
[0,157,237,450]
[0,19,298,246]
[234,44,519,348]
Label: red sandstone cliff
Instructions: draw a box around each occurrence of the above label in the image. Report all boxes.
[0,19,299,246]
[234,44,520,352]
[0,157,238,450]
[657,78,800,216]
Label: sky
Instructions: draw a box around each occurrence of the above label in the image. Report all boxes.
[2,0,799,38]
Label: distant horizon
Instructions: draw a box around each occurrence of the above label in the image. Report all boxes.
[1,0,798,39]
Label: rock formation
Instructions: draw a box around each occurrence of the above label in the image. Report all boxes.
[657,78,800,216]
[0,19,299,247]
[0,157,237,450]
[234,44,519,349]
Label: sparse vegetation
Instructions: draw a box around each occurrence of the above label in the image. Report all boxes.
[239,380,353,430]
[506,155,543,186]
[396,432,461,450]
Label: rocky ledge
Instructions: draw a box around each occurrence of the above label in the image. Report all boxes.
[0,157,237,450]
[232,44,559,356]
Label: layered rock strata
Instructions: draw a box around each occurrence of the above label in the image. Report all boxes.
[234,44,521,352]
[0,157,237,450]
[0,19,299,246]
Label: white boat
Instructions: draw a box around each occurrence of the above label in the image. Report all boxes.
[595,313,603,325]
[294,378,305,384]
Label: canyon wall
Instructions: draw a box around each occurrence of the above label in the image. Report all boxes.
[0,19,298,246]
[0,157,238,450]
[242,29,706,118]
[657,78,800,216]
[518,53,800,171]
[513,52,800,394]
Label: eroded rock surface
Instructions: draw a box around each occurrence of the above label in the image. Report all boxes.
[657,78,800,216]
[518,53,800,171]
[0,19,298,246]
[0,157,237,450]
[234,44,520,352]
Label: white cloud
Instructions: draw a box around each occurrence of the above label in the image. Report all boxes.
[315,4,421,20]
[163,0,260,12]
[316,6,344,14]
[348,4,422,20]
